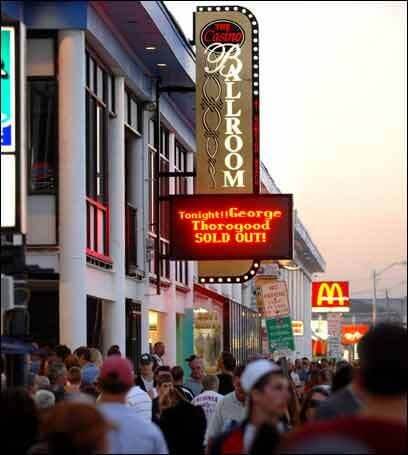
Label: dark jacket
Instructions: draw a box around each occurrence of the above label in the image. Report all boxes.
[209,421,280,455]
[217,373,234,396]
[159,400,207,455]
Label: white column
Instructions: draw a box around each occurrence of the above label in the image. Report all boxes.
[19,23,27,235]
[104,76,126,354]
[141,111,152,355]
[58,31,87,348]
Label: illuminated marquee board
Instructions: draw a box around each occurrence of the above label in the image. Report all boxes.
[312,281,350,313]
[168,194,293,261]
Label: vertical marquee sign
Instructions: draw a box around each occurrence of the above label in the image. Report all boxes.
[1,25,18,230]
[195,5,261,281]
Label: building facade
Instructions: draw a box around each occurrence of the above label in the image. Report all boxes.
[1,1,325,369]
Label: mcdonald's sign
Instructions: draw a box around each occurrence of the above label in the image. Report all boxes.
[312,281,350,313]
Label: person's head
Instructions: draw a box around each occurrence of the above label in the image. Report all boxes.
[357,323,407,398]
[54,345,71,363]
[171,366,184,385]
[233,365,247,403]
[318,368,332,386]
[68,367,82,386]
[35,374,51,390]
[310,361,320,372]
[302,357,310,370]
[320,358,328,369]
[331,362,353,393]
[307,370,320,389]
[294,359,302,370]
[107,345,121,357]
[74,347,92,367]
[48,362,68,387]
[41,402,110,455]
[187,355,205,381]
[153,342,165,357]
[218,351,237,373]
[2,387,39,454]
[89,348,103,368]
[242,360,290,424]
[154,365,172,382]
[299,386,330,423]
[139,353,154,377]
[34,389,56,411]
[80,364,100,386]
[202,374,219,392]
[156,372,174,397]
[64,354,80,370]
[98,357,134,398]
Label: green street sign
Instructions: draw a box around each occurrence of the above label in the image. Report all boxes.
[266,316,295,352]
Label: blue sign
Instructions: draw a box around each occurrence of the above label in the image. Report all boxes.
[1,26,15,152]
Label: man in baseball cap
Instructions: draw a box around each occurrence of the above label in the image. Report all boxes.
[209,359,289,455]
[97,356,168,454]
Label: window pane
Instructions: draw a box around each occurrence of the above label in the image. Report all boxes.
[107,74,113,112]
[125,91,129,125]
[97,66,104,100]
[89,57,95,92]
[29,80,57,192]
[27,38,55,77]
[130,98,138,130]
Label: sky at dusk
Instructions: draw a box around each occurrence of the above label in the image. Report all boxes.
[166,0,407,298]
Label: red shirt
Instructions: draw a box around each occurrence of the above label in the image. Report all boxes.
[282,416,407,454]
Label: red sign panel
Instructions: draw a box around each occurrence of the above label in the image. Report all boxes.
[312,281,350,312]
[341,324,369,345]
[168,194,293,261]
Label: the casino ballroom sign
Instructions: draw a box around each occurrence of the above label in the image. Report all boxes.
[194,5,262,280]
[195,5,260,195]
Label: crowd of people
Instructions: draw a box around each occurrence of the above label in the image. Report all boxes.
[1,323,406,454]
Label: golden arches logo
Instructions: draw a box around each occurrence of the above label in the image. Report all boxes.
[316,282,348,306]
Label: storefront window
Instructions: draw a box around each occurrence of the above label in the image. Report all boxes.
[28,79,57,193]
[194,307,222,373]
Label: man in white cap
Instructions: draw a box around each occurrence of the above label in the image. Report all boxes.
[208,359,290,455]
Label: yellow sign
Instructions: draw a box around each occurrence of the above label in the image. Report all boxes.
[292,321,304,336]
[312,281,350,313]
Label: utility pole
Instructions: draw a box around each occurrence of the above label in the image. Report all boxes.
[372,261,407,327]
[385,289,390,322]
[372,270,377,326]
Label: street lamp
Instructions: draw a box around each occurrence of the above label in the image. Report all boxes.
[372,261,407,325]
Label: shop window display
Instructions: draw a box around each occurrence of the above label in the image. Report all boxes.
[193,308,222,373]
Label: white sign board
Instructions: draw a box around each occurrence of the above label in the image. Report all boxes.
[327,313,343,337]
[311,319,328,340]
[292,320,304,336]
[1,154,16,228]
[328,337,342,359]
[260,280,290,318]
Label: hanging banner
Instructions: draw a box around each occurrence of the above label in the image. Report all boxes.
[195,5,262,280]
[266,316,295,352]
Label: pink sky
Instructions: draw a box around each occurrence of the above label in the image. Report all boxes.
[166,1,407,297]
